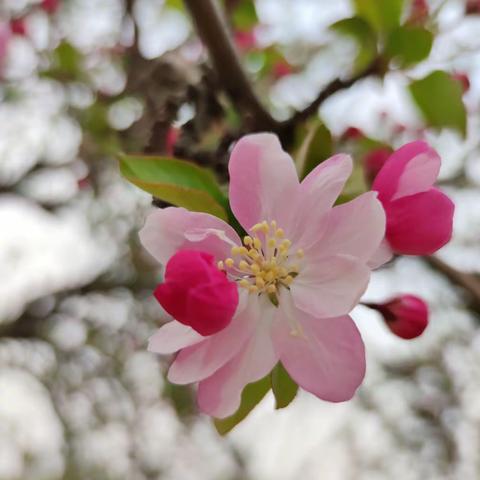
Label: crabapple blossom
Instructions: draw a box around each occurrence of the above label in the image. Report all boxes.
[141,133,386,418]
[367,295,429,339]
[154,250,238,336]
[372,141,454,258]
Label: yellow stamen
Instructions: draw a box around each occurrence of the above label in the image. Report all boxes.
[217,261,224,270]
[239,260,249,271]
[253,238,262,249]
[267,284,277,294]
[243,236,253,246]
[296,249,304,258]
[275,228,285,238]
[225,258,234,268]
[267,238,277,248]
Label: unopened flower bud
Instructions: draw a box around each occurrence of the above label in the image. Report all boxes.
[367,295,429,339]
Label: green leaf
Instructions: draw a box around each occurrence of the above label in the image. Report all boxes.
[409,70,467,136]
[232,1,258,30]
[353,0,405,33]
[385,25,433,67]
[330,17,377,72]
[297,123,333,180]
[213,375,271,435]
[271,363,298,409]
[119,154,228,220]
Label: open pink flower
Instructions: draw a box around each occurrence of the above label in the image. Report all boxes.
[141,133,386,418]
[372,141,454,258]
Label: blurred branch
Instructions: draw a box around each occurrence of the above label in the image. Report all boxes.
[425,256,480,311]
[183,0,279,131]
[281,61,381,129]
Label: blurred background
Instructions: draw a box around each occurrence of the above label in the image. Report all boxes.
[1,0,480,478]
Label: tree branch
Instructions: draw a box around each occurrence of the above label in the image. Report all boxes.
[183,0,279,131]
[281,61,380,129]
[425,256,480,311]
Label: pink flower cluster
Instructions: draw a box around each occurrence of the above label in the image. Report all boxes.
[140,134,454,418]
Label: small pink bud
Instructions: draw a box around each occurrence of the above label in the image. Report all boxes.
[368,295,429,339]
[10,18,27,36]
[452,72,470,93]
[363,148,392,185]
[41,0,60,14]
[272,60,293,79]
[166,127,179,156]
[154,250,239,336]
[341,126,364,141]
[408,0,429,24]
[466,0,480,14]
[234,30,256,52]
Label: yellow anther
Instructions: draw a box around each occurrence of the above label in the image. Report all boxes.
[284,275,294,285]
[275,228,285,238]
[290,264,299,273]
[239,260,249,271]
[251,263,260,274]
[265,271,275,282]
[267,238,277,248]
[281,239,292,249]
[296,249,304,258]
[278,267,288,277]
[231,246,242,255]
[225,258,235,268]
[253,238,262,249]
[239,279,250,288]
[251,223,263,232]
[256,277,265,288]
[243,236,253,246]
[248,249,259,259]
[270,220,277,230]
[217,261,224,270]
[260,221,270,234]
[249,285,259,294]
[267,284,277,294]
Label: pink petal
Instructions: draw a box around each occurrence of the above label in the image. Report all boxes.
[373,141,440,202]
[292,154,353,247]
[385,188,454,255]
[306,192,385,262]
[167,292,256,385]
[139,207,241,265]
[291,254,370,318]
[273,305,365,402]
[368,239,394,269]
[148,321,204,354]
[228,133,300,232]
[196,299,279,418]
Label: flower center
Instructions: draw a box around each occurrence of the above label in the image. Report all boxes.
[218,220,303,300]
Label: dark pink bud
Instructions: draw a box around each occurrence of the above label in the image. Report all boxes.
[341,126,364,141]
[363,148,392,185]
[41,0,60,14]
[166,127,179,156]
[408,0,429,24]
[368,295,429,339]
[372,141,454,256]
[272,60,293,79]
[10,18,27,36]
[452,72,470,93]
[154,250,239,336]
[466,0,480,14]
[234,30,256,51]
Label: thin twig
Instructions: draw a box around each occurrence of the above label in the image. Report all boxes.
[281,61,381,129]
[425,256,480,311]
[183,0,279,131]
